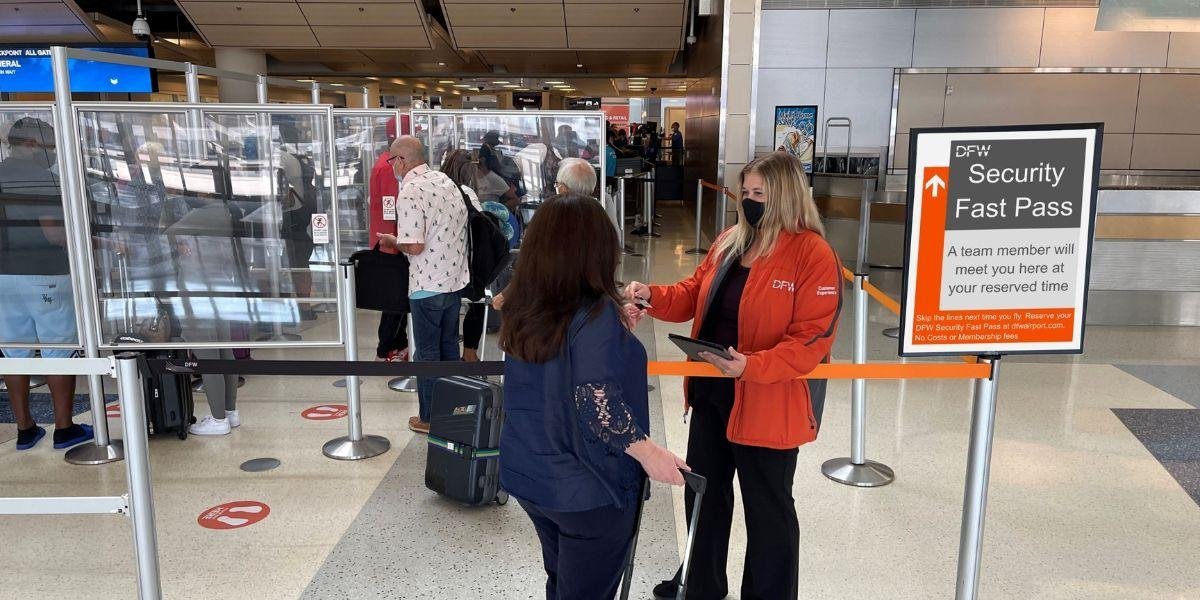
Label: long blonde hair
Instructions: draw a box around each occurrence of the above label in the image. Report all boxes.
[713,152,825,261]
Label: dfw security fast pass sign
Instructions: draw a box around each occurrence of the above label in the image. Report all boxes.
[900,124,1102,356]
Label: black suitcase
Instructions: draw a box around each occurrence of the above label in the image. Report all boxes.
[135,351,195,440]
[425,376,507,506]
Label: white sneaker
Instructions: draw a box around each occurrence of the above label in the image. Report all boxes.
[189,416,231,436]
[227,410,241,428]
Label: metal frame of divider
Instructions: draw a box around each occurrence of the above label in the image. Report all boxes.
[68,101,345,350]
[0,356,162,600]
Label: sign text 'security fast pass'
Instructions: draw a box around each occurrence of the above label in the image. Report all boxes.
[901,125,1102,356]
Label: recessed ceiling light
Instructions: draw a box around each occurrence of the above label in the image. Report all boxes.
[438,62,446,66]
[504,84,521,88]
[629,77,648,81]
[492,81,510,84]
[454,84,473,88]
[545,80,565,85]
[576,63,584,68]
[439,80,454,84]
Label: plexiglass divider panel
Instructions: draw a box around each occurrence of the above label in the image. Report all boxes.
[0,104,85,353]
[74,103,342,349]
[411,110,606,218]
[332,110,402,257]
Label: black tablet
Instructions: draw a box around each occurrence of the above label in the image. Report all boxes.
[668,333,733,361]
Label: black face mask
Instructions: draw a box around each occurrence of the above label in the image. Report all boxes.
[741,198,765,228]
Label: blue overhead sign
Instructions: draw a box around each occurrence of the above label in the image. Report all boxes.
[0,45,155,93]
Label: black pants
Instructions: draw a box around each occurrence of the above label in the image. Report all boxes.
[520,499,638,600]
[375,311,409,359]
[462,303,485,351]
[678,380,800,600]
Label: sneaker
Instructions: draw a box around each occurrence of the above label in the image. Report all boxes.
[227,410,241,428]
[52,423,94,450]
[189,416,231,436]
[376,349,410,362]
[16,425,46,451]
[408,416,430,434]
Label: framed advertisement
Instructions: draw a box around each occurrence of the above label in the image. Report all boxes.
[774,105,818,174]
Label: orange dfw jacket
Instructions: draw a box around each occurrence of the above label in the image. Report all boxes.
[648,228,842,450]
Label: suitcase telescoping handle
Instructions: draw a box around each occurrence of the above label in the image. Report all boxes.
[618,469,707,600]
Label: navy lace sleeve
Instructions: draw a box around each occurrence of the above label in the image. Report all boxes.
[573,381,647,453]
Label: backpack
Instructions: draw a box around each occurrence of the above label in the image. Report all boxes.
[459,188,511,301]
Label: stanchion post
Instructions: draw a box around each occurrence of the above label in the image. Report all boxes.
[324,262,391,460]
[821,179,894,487]
[955,358,1000,600]
[388,312,418,392]
[115,353,162,600]
[686,180,707,255]
[53,46,124,466]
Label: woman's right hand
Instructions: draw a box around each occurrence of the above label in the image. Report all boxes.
[626,439,689,486]
[624,281,652,306]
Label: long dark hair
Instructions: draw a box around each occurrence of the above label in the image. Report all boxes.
[499,193,624,364]
[439,149,476,188]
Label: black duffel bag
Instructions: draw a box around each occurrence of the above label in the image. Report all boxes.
[349,243,410,312]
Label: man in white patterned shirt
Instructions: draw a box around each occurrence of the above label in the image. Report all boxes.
[378,136,469,434]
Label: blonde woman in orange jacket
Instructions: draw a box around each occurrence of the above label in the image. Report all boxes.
[626,152,842,600]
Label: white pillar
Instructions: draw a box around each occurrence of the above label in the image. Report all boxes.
[214,48,268,103]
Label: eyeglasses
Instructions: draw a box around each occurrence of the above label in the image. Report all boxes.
[386,154,402,165]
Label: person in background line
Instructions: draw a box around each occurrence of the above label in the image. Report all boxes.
[440,150,515,362]
[499,193,688,600]
[627,152,842,600]
[554,158,598,198]
[378,136,469,435]
[368,117,410,363]
[0,117,93,451]
[670,122,684,165]
[276,122,317,322]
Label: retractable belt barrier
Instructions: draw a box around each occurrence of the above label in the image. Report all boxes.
[141,357,990,381]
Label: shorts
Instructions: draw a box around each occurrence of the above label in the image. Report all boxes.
[0,274,79,359]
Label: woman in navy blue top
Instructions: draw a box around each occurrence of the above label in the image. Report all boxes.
[499,192,688,600]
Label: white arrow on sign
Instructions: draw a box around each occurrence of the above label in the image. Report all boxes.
[925,174,946,197]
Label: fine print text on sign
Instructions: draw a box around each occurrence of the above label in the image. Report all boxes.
[901,125,1102,356]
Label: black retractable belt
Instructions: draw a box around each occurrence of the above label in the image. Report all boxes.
[141,358,505,378]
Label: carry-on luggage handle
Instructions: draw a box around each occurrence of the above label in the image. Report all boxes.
[618,469,707,600]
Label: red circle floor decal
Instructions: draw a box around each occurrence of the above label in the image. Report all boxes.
[198,501,270,530]
[106,404,120,418]
[301,404,348,420]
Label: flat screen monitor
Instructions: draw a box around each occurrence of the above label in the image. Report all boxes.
[0,44,156,93]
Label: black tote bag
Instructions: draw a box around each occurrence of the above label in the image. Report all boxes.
[349,243,410,313]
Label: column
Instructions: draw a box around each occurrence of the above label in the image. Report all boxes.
[214,48,268,103]
[718,0,760,187]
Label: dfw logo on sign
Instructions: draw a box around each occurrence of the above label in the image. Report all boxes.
[902,125,1101,356]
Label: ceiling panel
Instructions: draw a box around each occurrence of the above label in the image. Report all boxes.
[177,0,431,48]
[568,26,681,50]
[180,2,307,24]
[267,49,373,62]
[453,27,568,48]
[479,50,583,71]
[565,3,684,27]
[0,24,97,42]
[444,4,564,27]
[299,2,422,26]
[577,50,675,71]
[0,2,79,26]
[313,25,430,47]
[202,25,319,46]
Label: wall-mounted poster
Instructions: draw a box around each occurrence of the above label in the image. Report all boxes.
[774,105,818,174]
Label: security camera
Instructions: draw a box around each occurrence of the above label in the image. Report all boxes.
[131,16,151,39]
[542,85,551,92]
[650,87,658,93]
[477,85,485,92]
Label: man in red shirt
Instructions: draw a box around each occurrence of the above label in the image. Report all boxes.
[369,115,411,361]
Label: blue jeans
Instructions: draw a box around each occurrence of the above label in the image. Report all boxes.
[410,290,463,422]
